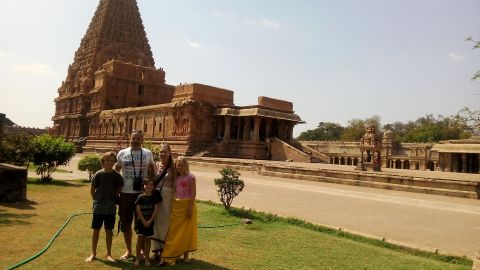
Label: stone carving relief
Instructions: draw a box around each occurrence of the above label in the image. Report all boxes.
[96,42,150,68]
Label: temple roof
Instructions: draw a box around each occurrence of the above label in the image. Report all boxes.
[215,107,304,123]
[65,0,154,87]
[431,144,480,153]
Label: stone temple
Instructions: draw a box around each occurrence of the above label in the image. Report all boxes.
[50,0,480,172]
[50,0,303,159]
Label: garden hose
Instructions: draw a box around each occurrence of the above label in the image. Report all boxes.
[6,212,91,270]
[6,212,241,270]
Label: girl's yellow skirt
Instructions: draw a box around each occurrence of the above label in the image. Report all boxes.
[161,198,197,261]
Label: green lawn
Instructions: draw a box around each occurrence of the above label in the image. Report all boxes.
[25,164,73,173]
[0,179,472,270]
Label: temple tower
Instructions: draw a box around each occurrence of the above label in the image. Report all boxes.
[51,0,171,140]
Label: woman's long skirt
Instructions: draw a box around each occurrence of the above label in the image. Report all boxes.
[161,198,197,260]
[151,187,174,253]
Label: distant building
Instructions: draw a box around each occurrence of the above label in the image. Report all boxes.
[0,113,46,137]
[301,132,480,174]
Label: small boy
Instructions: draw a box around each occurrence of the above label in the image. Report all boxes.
[134,178,159,266]
[85,152,124,263]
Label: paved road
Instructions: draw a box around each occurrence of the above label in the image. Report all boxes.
[192,166,480,259]
[44,155,480,258]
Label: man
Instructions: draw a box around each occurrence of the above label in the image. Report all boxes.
[115,130,155,260]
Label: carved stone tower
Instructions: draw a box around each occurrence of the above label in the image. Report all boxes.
[51,0,172,140]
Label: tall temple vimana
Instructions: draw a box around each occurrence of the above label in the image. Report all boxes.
[50,0,479,174]
[50,0,303,159]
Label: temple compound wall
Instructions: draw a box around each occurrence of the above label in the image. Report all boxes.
[0,113,46,137]
[301,136,480,174]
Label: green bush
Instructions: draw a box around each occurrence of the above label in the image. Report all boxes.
[0,133,33,166]
[78,155,102,181]
[214,168,245,210]
[31,134,75,182]
[143,140,161,161]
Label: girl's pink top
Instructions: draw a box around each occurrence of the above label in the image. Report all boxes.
[175,173,195,199]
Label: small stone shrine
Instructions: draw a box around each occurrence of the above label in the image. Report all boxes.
[355,125,382,171]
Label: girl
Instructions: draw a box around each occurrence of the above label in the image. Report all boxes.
[159,156,197,266]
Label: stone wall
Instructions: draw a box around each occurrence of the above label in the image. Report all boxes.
[0,163,27,203]
[271,138,310,162]
[173,83,234,106]
[301,141,361,156]
[3,126,46,136]
[258,96,293,113]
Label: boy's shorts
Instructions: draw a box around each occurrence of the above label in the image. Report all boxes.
[135,219,154,237]
[91,214,116,230]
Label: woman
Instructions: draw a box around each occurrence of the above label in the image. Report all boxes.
[159,156,197,266]
[150,143,176,260]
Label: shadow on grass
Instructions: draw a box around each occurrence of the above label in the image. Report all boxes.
[27,178,87,187]
[102,258,230,269]
[0,209,36,226]
[0,199,37,210]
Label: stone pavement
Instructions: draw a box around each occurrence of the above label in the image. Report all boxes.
[34,154,480,260]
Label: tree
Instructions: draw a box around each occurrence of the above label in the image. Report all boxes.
[297,122,344,141]
[78,155,102,181]
[456,107,480,136]
[214,168,245,210]
[466,37,480,81]
[341,116,381,141]
[388,114,472,143]
[31,134,76,182]
[0,133,33,166]
[383,121,414,142]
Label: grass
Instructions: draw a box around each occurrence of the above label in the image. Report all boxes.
[25,164,73,173]
[0,178,472,270]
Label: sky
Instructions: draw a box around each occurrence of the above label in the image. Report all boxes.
[0,0,479,137]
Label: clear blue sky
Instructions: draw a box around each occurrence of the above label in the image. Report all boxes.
[0,0,479,136]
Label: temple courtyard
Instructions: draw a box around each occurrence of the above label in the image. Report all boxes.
[45,154,480,260]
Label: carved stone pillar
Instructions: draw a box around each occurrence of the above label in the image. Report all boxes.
[224,116,231,142]
[236,117,241,140]
[445,153,452,172]
[216,117,222,139]
[266,118,272,139]
[287,122,294,144]
[243,117,250,140]
[462,153,467,173]
[400,160,404,169]
[253,117,260,142]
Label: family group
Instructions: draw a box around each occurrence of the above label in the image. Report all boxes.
[85,130,197,267]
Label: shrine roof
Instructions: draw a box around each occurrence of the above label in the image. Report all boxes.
[214,107,304,123]
[431,143,480,153]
